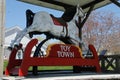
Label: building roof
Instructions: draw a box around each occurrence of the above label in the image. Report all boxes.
[5,26,30,38]
[19,0,112,12]
[5,26,22,37]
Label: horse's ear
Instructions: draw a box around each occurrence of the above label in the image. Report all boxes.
[76,4,80,12]
[76,4,85,18]
[77,4,80,8]
[76,4,78,12]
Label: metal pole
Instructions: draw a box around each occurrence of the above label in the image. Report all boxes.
[0,0,5,77]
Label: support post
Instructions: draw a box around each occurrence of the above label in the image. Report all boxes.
[0,0,5,77]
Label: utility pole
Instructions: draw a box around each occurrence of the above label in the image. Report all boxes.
[0,0,5,77]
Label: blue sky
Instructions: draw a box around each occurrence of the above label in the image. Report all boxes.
[6,0,120,28]
[6,0,63,28]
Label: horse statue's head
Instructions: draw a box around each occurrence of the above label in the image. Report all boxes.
[73,4,85,20]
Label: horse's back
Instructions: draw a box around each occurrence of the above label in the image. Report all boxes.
[33,11,53,24]
[35,11,51,19]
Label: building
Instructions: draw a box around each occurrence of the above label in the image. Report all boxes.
[4,26,31,59]
[4,26,49,60]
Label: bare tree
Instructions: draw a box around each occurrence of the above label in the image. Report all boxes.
[82,11,120,54]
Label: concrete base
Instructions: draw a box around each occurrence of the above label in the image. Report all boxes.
[2,71,120,80]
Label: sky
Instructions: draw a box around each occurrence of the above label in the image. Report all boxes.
[6,0,63,28]
[6,0,120,29]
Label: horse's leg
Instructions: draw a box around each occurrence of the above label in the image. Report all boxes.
[9,28,28,48]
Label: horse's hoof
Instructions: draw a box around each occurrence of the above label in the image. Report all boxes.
[7,47,13,51]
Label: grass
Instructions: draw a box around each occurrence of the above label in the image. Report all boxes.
[4,60,8,71]
[29,66,72,71]
[4,60,72,71]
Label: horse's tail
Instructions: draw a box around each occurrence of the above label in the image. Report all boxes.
[26,9,35,38]
[26,9,35,28]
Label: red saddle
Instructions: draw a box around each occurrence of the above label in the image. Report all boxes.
[50,14,67,27]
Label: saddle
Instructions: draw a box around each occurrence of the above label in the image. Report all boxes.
[50,14,68,37]
[50,14,67,27]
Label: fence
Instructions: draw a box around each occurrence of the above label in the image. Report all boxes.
[99,55,120,73]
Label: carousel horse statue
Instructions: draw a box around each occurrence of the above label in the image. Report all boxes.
[9,4,85,49]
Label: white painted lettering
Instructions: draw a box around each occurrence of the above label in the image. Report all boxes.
[60,45,71,52]
[57,51,74,58]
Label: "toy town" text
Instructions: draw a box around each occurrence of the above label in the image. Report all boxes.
[57,45,74,58]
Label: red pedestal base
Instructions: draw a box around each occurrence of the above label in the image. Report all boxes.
[5,39,101,76]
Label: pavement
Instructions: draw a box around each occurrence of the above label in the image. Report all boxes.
[1,71,120,80]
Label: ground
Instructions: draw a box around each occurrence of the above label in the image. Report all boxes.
[2,71,120,80]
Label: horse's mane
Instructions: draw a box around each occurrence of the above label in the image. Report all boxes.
[62,6,76,22]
